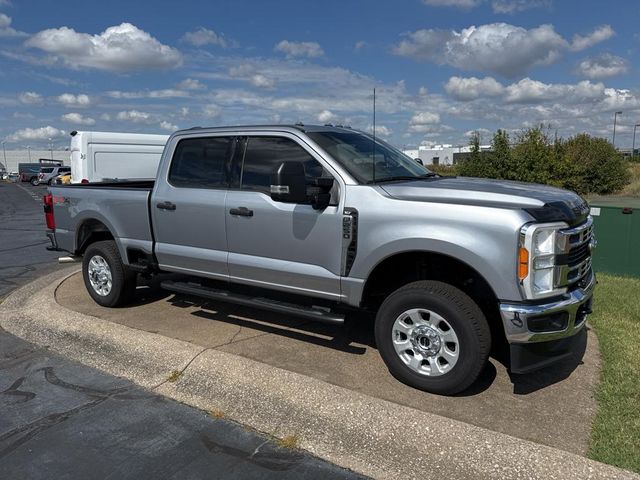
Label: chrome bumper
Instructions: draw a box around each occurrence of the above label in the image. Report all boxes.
[499,273,595,343]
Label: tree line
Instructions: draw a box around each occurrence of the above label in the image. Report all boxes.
[435,127,631,195]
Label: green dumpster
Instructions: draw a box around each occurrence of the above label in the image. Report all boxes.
[587,196,640,278]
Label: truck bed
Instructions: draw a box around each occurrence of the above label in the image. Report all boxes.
[48,181,155,258]
[59,180,155,190]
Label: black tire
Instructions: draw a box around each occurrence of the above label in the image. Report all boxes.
[375,280,491,395]
[82,240,137,307]
[30,177,39,186]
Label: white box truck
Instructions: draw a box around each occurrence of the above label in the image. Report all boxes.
[69,131,169,183]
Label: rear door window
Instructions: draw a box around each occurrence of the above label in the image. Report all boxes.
[168,136,233,188]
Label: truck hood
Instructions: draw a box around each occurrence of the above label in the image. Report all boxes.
[380,176,590,226]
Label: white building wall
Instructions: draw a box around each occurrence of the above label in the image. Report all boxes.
[0,149,70,173]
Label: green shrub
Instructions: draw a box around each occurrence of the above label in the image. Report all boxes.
[456,127,631,195]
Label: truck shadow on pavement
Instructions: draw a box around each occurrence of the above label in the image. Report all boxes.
[127,275,585,398]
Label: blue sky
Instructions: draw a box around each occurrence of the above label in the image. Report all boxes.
[1,0,639,149]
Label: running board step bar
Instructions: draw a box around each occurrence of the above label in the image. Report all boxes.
[160,280,345,325]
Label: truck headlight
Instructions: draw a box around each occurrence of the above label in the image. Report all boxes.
[519,222,567,299]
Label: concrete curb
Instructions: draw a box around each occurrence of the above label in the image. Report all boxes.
[1,270,637,480]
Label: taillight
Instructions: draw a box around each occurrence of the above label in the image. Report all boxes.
[81,178,89,184]
[43,193,55,230]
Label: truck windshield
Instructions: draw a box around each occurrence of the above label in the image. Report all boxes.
[307,131,433,184]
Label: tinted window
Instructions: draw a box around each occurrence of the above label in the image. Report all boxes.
[241,136,326,193]
[307,131,431,184]
[169,137,232,188]
[60,167,71,172]
[41,167,54,173]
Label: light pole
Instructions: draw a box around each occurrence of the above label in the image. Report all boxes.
[1,141,6,167]
[613,111,622,148]
[48,138,53,160]
[633,124,640,160]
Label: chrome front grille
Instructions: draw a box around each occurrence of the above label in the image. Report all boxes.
[556,217,594,288]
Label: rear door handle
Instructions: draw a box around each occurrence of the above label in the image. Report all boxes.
[229,207,253,217]
[156,201,176,211]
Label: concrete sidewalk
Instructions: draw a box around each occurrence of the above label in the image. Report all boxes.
[58,271,599,456]
[1,269,637,480]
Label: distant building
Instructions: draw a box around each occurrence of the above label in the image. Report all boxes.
[1,149,69,173]
[403,144,491,166]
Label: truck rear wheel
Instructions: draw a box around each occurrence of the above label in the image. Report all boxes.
[375,280,491,395]
[82,240,137,307]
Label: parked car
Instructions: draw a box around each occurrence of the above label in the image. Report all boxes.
[7,172,19,182]
[52,171,72,185]
[37,165,71,186]
[19,161,62,185]
[45,125,595,395]
[70,131,168,183]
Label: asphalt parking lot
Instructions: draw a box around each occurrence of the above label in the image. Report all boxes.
[58,270,600,456]
[0,328,365,479]
[0,181,62,298]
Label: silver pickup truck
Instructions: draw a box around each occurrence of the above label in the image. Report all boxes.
[45,125,595,395]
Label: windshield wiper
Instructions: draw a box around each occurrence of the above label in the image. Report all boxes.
[367,173,438,184]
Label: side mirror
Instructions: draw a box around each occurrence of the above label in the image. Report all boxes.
[414,158,423,165]
[270,161,307,204]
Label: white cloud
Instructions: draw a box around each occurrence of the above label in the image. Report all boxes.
[354,41,367,51]
[57,93,91,107]
[464,128,492,138]
[504,78,604,104]
[367,124,392,137]
[159,121,178,131]
[249,74,275,89]
[444,76,504,101]
[228,64,276,89]
[176,78,206,90]
[576,54,628,79]
[18,91,44,105]
[393,23,567,77]
[26,22,182,72]
[410,112,441,125]
[116,110,153,123]
[99,113,111,121]
[106,89,189,99]
[274,40,324,58]
[409,112,442,133]
[570,25,615,52]
[61,112,96,125]
[181,27,227,48]
[491,0,550,14]
[0,13,27,38]
[6,125,65,142]
[317,110,336,123]
[202,104,221,118]
[422,0,481,7]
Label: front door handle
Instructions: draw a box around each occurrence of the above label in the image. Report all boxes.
[229,207,253,217]
[156,201,176,211]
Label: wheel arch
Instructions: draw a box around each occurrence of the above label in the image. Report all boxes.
[361,250,507,350]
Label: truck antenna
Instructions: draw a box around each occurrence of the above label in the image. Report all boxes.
[372,87,376,184]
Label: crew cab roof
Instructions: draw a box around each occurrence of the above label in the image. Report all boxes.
[172,124,358,136]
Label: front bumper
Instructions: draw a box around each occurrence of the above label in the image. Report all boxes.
[499,273,595,373]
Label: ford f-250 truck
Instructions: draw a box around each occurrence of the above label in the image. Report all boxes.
[44,125,595,395]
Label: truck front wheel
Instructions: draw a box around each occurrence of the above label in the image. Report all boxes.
[82,240,137,307]
[375,280,491,395]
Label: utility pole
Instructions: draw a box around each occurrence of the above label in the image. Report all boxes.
[48,138,53,160]
[613,111,622,148]
[633,123,640,160]
[1,141,6,167]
